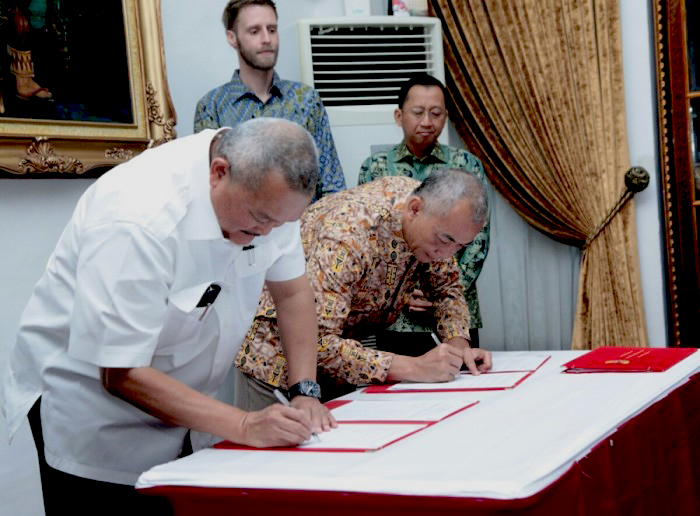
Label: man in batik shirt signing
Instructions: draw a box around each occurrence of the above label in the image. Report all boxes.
[359,73,490,351]
[234,169,492,409]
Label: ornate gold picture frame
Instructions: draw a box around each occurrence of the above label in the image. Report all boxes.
[0,0,175,177]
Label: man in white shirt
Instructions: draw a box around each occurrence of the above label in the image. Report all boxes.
[1,118,334,514]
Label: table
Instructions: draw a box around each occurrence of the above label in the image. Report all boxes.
[136,351,700,515]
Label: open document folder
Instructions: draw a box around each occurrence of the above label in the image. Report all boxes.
[364,352,551,393]
[214,399,477,452]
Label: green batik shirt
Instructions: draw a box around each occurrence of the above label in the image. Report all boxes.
[358,142,490,329]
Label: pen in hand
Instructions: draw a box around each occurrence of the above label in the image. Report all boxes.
[431,332,461,381]
[273,388,321,443]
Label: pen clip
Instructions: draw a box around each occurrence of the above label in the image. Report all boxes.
[243,245,256,266]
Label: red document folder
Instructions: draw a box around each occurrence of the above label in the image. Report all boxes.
[213,400,477,453]
[364,355,550,393]
[213,422,428,453]
[562,347,697,373]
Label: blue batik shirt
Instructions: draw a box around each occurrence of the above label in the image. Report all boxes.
[194,70,346,200]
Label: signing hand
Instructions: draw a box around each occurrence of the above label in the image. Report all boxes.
[239,404,316,448]
[408,344,463,382]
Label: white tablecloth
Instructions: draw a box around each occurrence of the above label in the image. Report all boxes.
[136,350,700,500]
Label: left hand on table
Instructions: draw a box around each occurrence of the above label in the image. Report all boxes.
[446,337,493,375]
[290,395,337,433]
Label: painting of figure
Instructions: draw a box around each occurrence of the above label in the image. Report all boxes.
[0,0,133,123]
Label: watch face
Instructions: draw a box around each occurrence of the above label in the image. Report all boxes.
[293,380,321,399]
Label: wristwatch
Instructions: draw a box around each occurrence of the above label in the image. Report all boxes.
[286,379,321,400]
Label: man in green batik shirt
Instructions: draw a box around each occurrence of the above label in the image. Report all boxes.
[358,73,489,349]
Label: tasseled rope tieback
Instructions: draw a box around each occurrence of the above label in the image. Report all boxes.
[583,166,650,250]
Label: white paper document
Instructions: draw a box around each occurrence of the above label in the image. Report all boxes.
[298,423,427,451]
[387,371,531,391]
[489,353,550,372]
[329,400,475,422]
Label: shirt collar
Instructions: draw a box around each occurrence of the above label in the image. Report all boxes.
[230,69,283,102]
[180,130,230,241]
[394,141,447,164]
[181,129,275,249]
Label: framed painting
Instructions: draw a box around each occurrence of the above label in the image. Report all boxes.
[0,0,176,177]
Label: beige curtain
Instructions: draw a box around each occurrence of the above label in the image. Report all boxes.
[429,0,647,348]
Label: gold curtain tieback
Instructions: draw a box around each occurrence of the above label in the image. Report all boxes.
[583,167,650,250]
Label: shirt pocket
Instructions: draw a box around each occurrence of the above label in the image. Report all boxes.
[155,282,218,364]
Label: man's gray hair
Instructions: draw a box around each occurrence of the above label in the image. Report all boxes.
[412,168,489,226]
[211,118,319,195]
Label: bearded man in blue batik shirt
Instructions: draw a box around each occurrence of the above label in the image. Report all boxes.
[194,0,346,200]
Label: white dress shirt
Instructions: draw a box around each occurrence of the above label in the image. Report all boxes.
[1,129,306,485]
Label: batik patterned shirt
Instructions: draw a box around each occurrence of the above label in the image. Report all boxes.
[194,70,346,200]
[236,177,471,388]
[358,142,489,328]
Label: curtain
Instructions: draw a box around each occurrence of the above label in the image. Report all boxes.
[476,186,580,351]
[429,0,647,348]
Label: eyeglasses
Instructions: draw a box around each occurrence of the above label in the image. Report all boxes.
[404,108,445,120]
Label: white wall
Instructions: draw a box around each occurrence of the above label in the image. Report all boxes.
[620,0,667,347]
[0,0,665,513]
[0,180,93,516]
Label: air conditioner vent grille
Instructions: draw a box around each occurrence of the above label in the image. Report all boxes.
[301,20,442,107]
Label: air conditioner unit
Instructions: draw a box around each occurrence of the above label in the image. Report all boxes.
[297,16,444,126]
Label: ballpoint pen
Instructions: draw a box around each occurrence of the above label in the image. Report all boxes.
[431,333,461,380]
[273,388,321,442]
[242,245,255,266]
